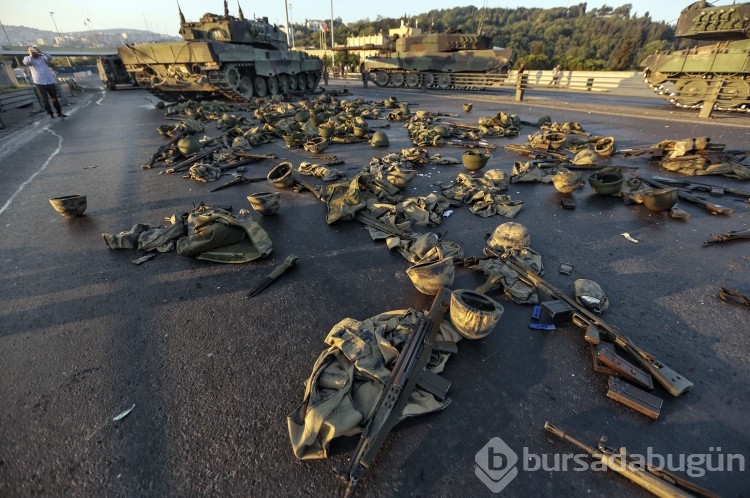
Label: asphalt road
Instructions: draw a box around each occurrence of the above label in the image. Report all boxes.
[1,78,749,498]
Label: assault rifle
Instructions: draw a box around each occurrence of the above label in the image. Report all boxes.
[544,422,719,498]
[502,256,693,397]
[339,287,452,497]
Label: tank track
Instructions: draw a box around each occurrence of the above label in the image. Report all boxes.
[643,71,750,113]
[206,63,322,103]
[132,63,321,104]
[369,70,509,91]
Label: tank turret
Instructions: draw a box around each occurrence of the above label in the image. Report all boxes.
[674,1,750,40]
[364,28,516,90]
[178,9,288,49]
[641,2,750,111]
[117,1,323,102]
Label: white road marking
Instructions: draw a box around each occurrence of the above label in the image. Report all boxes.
[0,128,63,216]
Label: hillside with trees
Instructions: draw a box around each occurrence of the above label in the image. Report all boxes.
[296,3,679,71]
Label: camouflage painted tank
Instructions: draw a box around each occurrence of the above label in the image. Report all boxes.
[364,31,516,90]
[117,2,323,102]
[641,1,750,111]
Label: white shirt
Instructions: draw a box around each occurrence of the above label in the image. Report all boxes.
[22,51,57,85]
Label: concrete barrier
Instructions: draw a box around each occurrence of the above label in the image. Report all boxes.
[0,88,38,111]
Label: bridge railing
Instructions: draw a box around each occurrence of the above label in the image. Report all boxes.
[509,69,744,118]
[510,69,655,99]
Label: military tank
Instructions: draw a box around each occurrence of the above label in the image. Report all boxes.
[641,1,750,111]
[96,55,135,91]
[117,2,323,102]
[363,30,516,90]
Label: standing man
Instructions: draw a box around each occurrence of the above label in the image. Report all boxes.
[550,64,562,86]
[22,46,67,118]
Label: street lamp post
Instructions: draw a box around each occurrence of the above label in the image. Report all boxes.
[289,3,295,48]
[284,0,291,47]
[49,12,61,43]
[49,11,72,66]
[0,18,22,68]
[84,18,102,57]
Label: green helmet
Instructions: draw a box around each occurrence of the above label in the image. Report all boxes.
[177,136,201,155]
[370,131,389,147]
[486,222,530,254]
[574,279,609,313]
[449,289,504,340]
[49,194,87,217]
[573,148,596,165]
[406,257,455,295]
[433,125,450,138]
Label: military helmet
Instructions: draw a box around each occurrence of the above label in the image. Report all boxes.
[406,257,455,295]
[370,131,389,147]
[267,162,295,188]
[433,125,450,138]
[294,110,310,123]
[177,136,201,155]
[574,279,609,313]
[641,188,678,212]
[49,194,87,217]
[486,222,530,254]
[449,289,504,340]
[573,148,596,165]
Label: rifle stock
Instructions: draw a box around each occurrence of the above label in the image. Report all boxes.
[341,287,452,497]
[504,257,693,397]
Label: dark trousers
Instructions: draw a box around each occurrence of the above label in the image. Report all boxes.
[35,83,62,115]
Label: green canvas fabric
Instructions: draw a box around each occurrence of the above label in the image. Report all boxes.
[176,208,272,263]
[475,244,545,304]
[443,171,524,218]
[297,161,343,182]
[288,309,459,461]
[102,221,186,253]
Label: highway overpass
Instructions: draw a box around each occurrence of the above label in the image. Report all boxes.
[0,46,118,57]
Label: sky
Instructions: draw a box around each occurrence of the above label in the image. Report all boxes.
[0,0,682,36]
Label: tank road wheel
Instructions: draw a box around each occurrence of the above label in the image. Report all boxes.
[423,73,435,87]
[306,72,316,90]
[278,74,290,94]
[288,74,298,91]
[254,76,268,97]
[374,72,390,87]
[675,78,708,106]
[436,73,453,89]
[648,71,670,86]
[718,80,750,107]
[238,77,254,100]
[267,76,280,96]
[390,73,405,87]
[404,72,420,88]
[225,65,241,89]
[297,73,307,91]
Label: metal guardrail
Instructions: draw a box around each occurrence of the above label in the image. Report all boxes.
[334,69,658,98]
[510,70,748,118]
[510,70,655,99]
